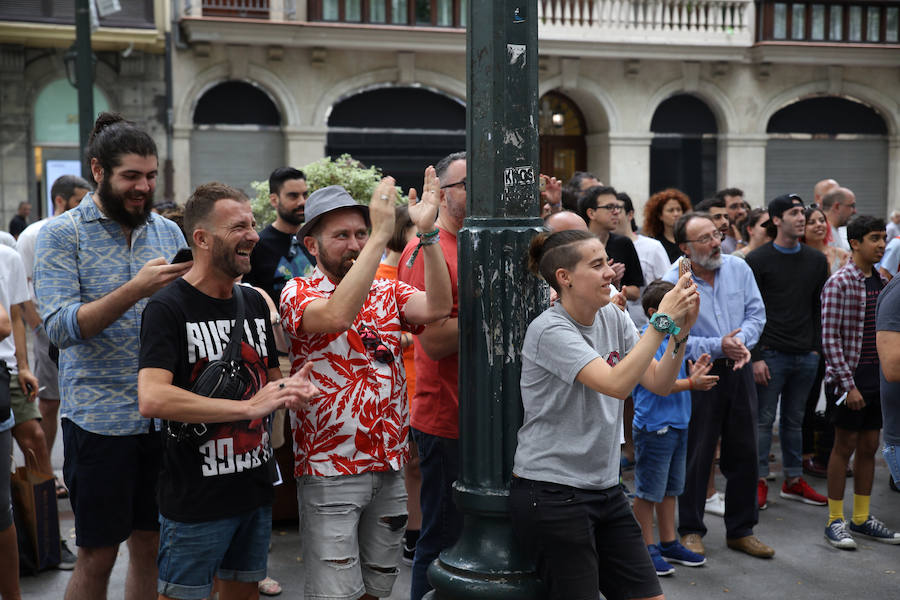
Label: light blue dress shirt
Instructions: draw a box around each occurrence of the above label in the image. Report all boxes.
[662,254,766,362]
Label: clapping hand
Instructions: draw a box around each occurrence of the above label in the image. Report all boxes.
[408,166,441,233]
[687,353,719,391]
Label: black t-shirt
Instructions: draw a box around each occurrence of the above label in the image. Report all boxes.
[746,242,829,355]
[244,224,314,304]
[854,272,884,393]
[139,280,279,522]
[604,232,644,288]
[656,235,683,264]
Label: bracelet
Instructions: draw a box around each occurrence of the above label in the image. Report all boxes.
[405,229,441,268]
[688,377,694,391]
[671,332,689,359]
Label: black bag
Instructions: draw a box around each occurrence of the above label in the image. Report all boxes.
[12,449,61,574]
[0,359,10,423]
[166,285,251,441]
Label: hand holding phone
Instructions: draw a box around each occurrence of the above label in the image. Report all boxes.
[679,256,692,281]
[171,248,193,264]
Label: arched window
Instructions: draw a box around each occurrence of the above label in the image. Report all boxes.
[327,86,465,193]
[650,94,718,204]
[191,81,284,196]
[765,96,888,216]
[538,91,587,183]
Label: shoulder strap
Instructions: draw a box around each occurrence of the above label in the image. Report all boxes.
[224,284,245,363]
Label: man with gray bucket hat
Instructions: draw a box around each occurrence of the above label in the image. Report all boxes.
[280,169,452,600]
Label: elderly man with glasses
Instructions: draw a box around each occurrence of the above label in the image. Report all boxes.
[663,212,772,560]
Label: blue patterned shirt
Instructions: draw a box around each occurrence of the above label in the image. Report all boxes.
[33,195,186,436]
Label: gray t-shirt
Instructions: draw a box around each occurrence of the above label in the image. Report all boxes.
[514,302,640,490]
[877,275,900,446]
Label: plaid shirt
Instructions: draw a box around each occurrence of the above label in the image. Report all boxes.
[821,261,888,394]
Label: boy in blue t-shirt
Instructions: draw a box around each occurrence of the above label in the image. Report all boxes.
[632,280,719,576]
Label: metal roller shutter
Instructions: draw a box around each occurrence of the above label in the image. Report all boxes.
[765,137,888,217]
[190,127,284,197]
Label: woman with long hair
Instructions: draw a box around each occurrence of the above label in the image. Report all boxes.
[509,229,699,600]
[803,205,849,274]
[643,189,692,263]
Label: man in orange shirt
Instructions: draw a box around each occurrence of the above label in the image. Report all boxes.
[398,151,465,600]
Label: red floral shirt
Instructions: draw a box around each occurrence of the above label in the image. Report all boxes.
[280,266,423,477]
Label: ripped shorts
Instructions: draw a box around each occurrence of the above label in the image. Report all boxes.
[297,470,408,600]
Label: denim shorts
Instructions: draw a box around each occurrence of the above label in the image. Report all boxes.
[632,426,688,503]
[157,505,272,600]
[883,445,900,485]
[298,470,407,600]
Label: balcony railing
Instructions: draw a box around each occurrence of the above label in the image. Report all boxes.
[0,0,156,28]
[758,0,900,43]
[201,0,271,19]
[307,0,466,27]
[538,0,753,44]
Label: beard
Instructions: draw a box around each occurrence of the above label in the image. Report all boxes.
[98,177,153,229]
[318,247,359,280]
[211,234,251,279]
[692,246,723,270]
[277,201,304,226]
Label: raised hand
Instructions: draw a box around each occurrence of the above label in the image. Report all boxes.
[369,177,399,241]
[540,175,562,211]
[408,165,441,233]
[657,272,699,325]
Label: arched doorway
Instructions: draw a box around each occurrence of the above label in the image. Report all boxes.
[190,81,284,196]
[33,78,111,217]
[538,91,587,183]
[766,96,888,216]
[326,86,465,194]
[650,94,718,205]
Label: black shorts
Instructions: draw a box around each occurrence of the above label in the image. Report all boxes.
[825,386,883,432]
[62,419,161,548]
[509,477,662,600]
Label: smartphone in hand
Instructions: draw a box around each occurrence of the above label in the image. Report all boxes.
[171,248,193,264]
[679,256,692,280]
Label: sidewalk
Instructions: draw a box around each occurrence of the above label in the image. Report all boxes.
[18,433,900,599]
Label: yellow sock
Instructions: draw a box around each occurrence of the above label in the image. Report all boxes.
[852,494,870,525]
[828,498,844,524]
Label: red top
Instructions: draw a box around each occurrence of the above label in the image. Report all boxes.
[375,262,417,399]
[397,227,460,439]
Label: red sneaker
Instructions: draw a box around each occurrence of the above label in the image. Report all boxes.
[758,479,768,510]
[780,477,827,505]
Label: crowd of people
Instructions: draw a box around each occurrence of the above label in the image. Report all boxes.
[0,110,899,600]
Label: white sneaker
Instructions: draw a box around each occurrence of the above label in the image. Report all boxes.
[705,492,725,516]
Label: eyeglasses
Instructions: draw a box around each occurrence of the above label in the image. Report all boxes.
[440,179,466,191]
[684,231,726,245]
[357,324,394,365]
[595,203,624,212]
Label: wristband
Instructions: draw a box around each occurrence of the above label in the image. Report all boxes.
[688,377,694,391]
[405,229,441,268]
[672,332,689,359]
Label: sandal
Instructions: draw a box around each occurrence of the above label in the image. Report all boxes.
[258,577,282,596]
[55,477,69,499]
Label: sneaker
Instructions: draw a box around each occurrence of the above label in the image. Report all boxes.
[848,516,900,544]
[780,477,827,505]
[402,541,415,566]
[659,540,707,567]
[802,457,827,479]
[647,544,675,576]
[824,519,858,550]
[705,492,725,517]
[58,540,77,571]
[757,479,768,510]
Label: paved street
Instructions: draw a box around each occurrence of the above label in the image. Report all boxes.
[17,429,900,598]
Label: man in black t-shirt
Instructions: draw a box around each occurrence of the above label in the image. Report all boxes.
[138,182,317,600]
[244,167,313,304]
[747,194,830,511]
[578,185,644,301]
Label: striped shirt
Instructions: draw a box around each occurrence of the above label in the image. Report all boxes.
[33,194,186,436]
[821,261,888,395]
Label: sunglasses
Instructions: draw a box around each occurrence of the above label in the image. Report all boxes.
[357,324,394,365]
